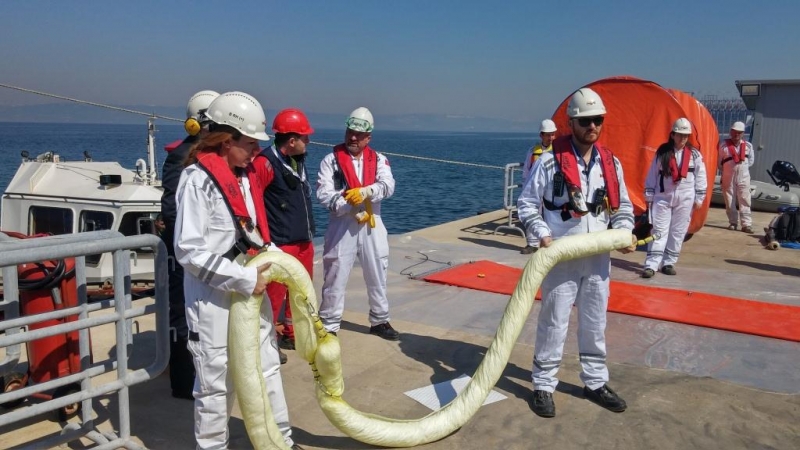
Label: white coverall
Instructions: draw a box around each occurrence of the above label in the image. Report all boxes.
[517,145,634,392]
[175,165,293,450]
[643,147,707,271]
[316,151,396,333]
[718,140,754,228]
[520,144,551,247]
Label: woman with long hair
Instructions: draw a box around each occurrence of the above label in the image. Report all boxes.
[175,91,302,449]
[641,118,707,278]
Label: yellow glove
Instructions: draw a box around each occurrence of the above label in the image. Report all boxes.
[355,211,372,226]
[344,185,375,206]
[365,201,376,228]
[354,202,377,228]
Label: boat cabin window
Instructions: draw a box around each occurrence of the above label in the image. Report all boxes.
[29,206,73,235]
[80,211,114,232]
[119,212,160,236]
[137,217,156,235]
[119,211,161,253]
[80,211,114,265]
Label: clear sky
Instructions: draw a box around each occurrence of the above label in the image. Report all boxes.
[1,0,797,124]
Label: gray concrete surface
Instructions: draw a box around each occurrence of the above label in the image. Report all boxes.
[1,206,798,449]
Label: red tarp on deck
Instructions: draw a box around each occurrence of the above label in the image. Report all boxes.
[423,260,800,342]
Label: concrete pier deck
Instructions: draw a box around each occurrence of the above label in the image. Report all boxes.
[1,206,798,449]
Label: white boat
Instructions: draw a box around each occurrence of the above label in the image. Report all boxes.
[0,119,164,292]
[711,174,800,213]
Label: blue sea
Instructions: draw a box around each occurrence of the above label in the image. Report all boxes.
[0,122,538,236]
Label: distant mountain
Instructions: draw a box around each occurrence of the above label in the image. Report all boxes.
[0,103,536,133]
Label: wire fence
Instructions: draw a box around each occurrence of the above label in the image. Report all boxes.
[698,95,749,132]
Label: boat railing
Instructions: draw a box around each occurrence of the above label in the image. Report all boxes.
[494,162,525,237]
[0,230,168,450]
[0,233,22,378]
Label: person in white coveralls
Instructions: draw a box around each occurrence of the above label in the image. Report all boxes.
[174,91,302,449]
[517,88,636,419]
[316,107,399,341]
[718,121,755,233]
[519,119,558,254]
[641,118,708,278]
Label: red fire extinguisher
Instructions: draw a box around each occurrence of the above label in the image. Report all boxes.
[1,232,90,420]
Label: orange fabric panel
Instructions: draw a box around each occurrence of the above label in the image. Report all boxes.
[423,260,800,342]
[549,76,715,233]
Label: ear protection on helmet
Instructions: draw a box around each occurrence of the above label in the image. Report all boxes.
[184,117,201,136]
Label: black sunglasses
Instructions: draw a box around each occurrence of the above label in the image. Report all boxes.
[576,116,605,127]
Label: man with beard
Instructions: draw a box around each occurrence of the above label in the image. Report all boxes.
[316,107,399,340]
[253,108,316,359]
[517,88,636,418]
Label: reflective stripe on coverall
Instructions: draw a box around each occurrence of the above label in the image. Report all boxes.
[316,151,396,332]
[517,147,634,392]
[643,148,707,271]
[719,140,754,227]
[175,165,293,449]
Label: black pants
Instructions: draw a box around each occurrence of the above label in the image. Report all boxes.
[168,258,195,395]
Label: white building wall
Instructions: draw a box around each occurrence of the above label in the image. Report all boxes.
[741,82,800,183]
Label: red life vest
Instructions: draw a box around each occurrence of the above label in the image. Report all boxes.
[195,152,271,251]
[725,139,747,164]
[668,147,692,183]
[552,135,620,211]
[334,144,378,188]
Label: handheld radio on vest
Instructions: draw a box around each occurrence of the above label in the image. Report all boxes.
[553,172,565,197]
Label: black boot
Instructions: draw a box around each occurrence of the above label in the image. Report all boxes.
[279,348,288,365]
[369,322,400,341]
[529,390,555,418]
[279,334,296,350]
[583,384,627,412]
[661,265,677,276]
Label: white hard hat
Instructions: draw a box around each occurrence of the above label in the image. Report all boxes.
[731,121,746,132]
[539,119,557,133]
[346,107,374,132]
[672,117,692,135]
[567,87,607,118]
[186,90,220,120]
[205,91,270,141]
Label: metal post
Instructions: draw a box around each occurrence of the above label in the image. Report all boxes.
[147,117,157,184]
[495,162,525,237]
[113,248,131,440]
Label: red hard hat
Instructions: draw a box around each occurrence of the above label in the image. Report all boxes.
[272,108,314,135]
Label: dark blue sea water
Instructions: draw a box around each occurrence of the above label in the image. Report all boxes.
[0,122,538,235]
